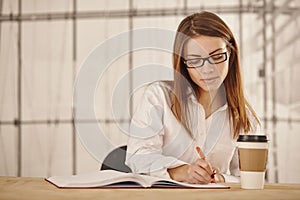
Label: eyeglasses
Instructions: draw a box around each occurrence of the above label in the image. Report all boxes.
[183,52,228,68]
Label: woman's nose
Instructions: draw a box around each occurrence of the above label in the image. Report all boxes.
[200,63,215,74]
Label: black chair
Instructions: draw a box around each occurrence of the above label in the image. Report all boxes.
[100,145,132,173]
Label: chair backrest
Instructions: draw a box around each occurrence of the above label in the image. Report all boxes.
[100,145,132,173]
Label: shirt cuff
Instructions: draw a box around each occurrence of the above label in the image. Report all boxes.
[222,174,240,183]
[149,158,188,179]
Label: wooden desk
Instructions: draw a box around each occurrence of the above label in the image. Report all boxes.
[0,176,300,200]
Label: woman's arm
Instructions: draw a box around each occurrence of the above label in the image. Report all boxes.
[125,83,187,179]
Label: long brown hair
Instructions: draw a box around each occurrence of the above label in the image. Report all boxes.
[172,11,259,139]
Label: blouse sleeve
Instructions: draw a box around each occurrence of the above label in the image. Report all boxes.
[125,83,187,179]
[222,147,240,182]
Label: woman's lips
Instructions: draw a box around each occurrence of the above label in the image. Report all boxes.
[201,77,219,84]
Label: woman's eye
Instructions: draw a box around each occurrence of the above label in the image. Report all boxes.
[211,54,223,60]
[189,60,200,65]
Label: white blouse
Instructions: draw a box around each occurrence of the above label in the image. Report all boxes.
[125,80,259,182]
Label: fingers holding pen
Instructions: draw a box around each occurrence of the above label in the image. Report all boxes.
[194,146,217,183]
[195,146,213,175]
[186,159,214,184]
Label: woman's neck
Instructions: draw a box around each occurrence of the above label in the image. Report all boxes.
[198,86,226,119]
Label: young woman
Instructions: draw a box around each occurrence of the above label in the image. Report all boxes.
[125,11,260,184]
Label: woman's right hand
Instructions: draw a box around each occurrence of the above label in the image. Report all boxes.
[167,159,214,184]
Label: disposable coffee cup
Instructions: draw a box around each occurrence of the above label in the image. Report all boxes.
[237,135,268,189]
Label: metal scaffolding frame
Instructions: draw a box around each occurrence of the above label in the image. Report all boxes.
[0,0,299,182]
[0,4,299,22]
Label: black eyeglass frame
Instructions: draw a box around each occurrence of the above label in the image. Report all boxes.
[183,51,228,68]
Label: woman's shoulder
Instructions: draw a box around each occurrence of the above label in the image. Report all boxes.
[146,80,174,89]
[141,80,174,104]
[143,80,174,95]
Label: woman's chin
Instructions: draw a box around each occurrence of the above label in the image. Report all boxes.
[197,82,222,92]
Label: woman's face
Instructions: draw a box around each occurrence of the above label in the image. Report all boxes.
[183,35,229,92]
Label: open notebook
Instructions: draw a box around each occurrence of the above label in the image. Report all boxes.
[46,170,230,189]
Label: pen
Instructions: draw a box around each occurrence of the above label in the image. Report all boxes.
[196,146,206,160]
[196,146,217,183]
